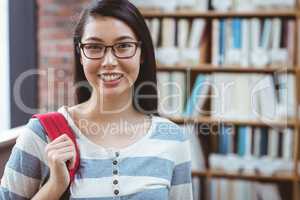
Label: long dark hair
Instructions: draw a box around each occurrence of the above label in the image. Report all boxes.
[73,0,158,115]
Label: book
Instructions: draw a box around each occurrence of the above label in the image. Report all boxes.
[211,74,256,120]
[212,19,220,66]
[255,75,278,122]
[253,127,262,157]
[218,125,234,154]
[157,72,172,116]
[177,19,189,49]
[237,126,252,157]
[241,19,250,67]
[287,19,295,67]
[170,72,186,117]
[267,128,280,158]
[282,128,293,160]
[277,73,295,118]
[157,71,187,117]
[184,74,210,117]
[149,18,160,48]
[260,127,269,156]
[183,19,206,65]
[225,18,242,65]
[250,18,262,67]
[156,18,178,65]
[219,19,226,65]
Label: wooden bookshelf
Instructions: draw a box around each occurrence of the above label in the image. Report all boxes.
[167,116,297,128]
[157,64,296,74]
[192,170,296,182]
[142,2,300,199]
[142,10,299,18]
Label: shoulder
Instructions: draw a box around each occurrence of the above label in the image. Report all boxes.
[6,117,50,166]
[2,117,49,146]
[24,117,49,143]
[150,116,192,164]
[150,116,188,142]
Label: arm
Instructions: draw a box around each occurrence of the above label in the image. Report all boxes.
[31,179,66,200]
[0,121,50,199]
[0,119,74,200]
[32,134,75,200]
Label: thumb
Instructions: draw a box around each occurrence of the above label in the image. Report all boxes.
[67,154,76,170]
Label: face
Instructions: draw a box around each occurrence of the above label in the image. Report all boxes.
[80,16,142,98]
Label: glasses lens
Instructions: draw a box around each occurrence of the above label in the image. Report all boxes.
[113,42,137,58]
[83,44,105,59]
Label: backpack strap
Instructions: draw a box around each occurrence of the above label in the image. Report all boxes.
[32,112,80,182]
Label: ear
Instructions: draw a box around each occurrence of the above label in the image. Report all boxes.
[80,56,83,66]
[76,45,80,54]
[140,51,144,64]
[76,45,83,65]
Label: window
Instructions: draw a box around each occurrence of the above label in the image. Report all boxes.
[0,0,11,134]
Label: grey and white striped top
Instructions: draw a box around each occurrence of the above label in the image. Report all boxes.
[0,106,193,200]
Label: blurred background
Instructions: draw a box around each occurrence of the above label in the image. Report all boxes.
[1,0,300,199]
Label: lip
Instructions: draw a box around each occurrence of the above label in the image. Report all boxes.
[98,74,123,88]
[98,71,124,76]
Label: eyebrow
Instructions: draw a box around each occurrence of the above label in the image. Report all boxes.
[83,36,136,43]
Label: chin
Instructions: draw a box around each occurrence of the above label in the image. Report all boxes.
[98,84,129,98]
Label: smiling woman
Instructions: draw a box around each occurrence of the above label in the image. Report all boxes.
[0,1,193,200]
[78,16,143,101]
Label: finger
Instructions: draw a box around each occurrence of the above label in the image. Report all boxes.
[47,146,74,157]
[57,152,75,164]
[68,151,77,170]
[46,134,73,149]
[46,144,74,159]
[55,146,74,154]
[50,140,73,149]
[45,140,73,154]
[51,134,71,144]
[48,151,75,164]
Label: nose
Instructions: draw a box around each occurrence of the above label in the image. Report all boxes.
[102,47,117,68]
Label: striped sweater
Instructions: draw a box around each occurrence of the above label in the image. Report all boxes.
[0,106,193,199]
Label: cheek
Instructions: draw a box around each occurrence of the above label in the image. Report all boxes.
[128,51,141,79]
[121,59,140,86]
[82,60,99,81]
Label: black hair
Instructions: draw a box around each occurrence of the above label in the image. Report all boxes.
[73,0,158,115]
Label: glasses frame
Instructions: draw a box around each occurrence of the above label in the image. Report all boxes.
[79,41,142,60]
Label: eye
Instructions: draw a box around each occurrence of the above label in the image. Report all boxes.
[115,42,134,49]
[84,44,104,51]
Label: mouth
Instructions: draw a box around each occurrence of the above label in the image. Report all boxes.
[97,73,124,82]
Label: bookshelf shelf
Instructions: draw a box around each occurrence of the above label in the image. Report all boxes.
[192,170,296,182]
[142,9,299,18]
[167,116,297,128]
[157,64,296,74]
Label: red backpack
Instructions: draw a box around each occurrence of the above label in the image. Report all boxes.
[32,112,80,199]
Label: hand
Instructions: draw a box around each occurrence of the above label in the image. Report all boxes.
[45,134,76,193]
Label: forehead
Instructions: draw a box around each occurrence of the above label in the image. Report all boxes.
[82,16,137,42]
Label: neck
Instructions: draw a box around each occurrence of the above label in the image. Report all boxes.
[80,87,138,122]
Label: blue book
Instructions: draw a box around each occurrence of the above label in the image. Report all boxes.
[218,125,232,154]
[232,18,241,49]
[260,127,268,156]
[219,19,225,64]
[237,126,247,156]
[260,19,272,49]
[183,75,207,117]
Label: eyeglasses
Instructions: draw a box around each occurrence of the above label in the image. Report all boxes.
[79,41,142,59]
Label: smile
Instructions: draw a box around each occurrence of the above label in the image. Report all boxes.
[98,73,123,82]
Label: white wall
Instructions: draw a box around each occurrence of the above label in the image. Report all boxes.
[0,0,11,134]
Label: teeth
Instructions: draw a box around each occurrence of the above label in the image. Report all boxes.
[99,73,122,81]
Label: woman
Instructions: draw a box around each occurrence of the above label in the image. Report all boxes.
[0,0,193,199]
